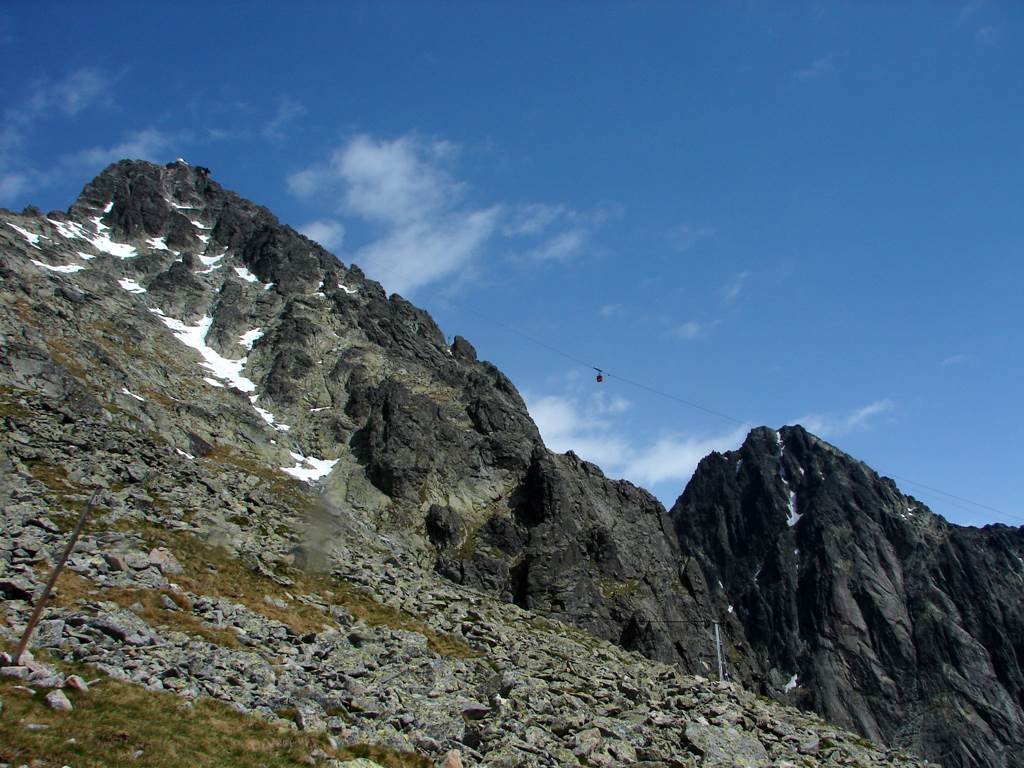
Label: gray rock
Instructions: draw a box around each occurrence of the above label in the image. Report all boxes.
[45,689,73,711]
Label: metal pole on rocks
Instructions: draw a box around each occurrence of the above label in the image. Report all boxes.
[11,490,97,665]
[714,621,724,682]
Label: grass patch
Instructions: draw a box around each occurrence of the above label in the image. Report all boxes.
[0,669,339,768]
[126,524,477,658]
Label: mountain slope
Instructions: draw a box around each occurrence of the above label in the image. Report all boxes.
[672,426,1024,767]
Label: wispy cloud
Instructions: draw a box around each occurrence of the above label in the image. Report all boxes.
[68,128,175,167]
[721,271,750,302]
[527,387,744,496]
[288,134,500,296]
[288,132,608,296]
[793,54,836,82]
[599,303,622,318]
[666,223,716,252]
[1,67,114,196]
[262,98,306,141]
[503,203,569,236]
[299,218,345,251]
[0,172,29,205]
[526,228,588,261]
[975,26,1000,46]
[672,321,705,340]
[797,398,895,436]
[941,353,970,367]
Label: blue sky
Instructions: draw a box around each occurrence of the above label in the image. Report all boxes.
[3,1,1022,526]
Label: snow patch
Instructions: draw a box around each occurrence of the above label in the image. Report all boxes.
[76,251,96,261]
[8,223,44,247]
[281,452,339,483]
[338,283,358,295]
[735,458,743,475]
[89,216,137,259]
[150,310,255,393]
[175,448,195,460]
[239,328,263,351]
[727,605,734,614]
[48,218,89,241]
[786,491,802,527]
[203,377,224,388]
[102,201,114,213]
[309,406,329,413]
[234,266,259,283]
[190,219,210,229]
[120,387,145,402]
[147,236,171,251]
[32,260,84,274]
[784,674,799,693]
[250,395,289,432]
[118,277,146,294]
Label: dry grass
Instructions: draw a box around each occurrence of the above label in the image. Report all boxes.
[129,524,477,658]
[0,662,429,768]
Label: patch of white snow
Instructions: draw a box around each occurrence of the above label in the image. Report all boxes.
[338,283,358,294]
[8,223,44,247]
[102,201,114,213]
[239,328,263,351]
[32,260,84,274]
[784,674,799,693]
[786,491,802,527]
[150,310,255,393]
[234,266,259,283]
[281,452,339,483]
[120,387,145,402]
[118,277,146,294]
[175,448,195,460]
[147,236,171,251]
[88,216,137,259]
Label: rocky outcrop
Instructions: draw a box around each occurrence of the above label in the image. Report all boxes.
[672,426,1024,768]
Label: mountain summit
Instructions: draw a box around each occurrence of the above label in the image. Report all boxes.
[1,160,1019,767]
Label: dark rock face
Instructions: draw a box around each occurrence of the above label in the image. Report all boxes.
[672,426,1024,768]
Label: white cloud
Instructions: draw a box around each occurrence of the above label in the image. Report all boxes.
[672,321,704,340]
[941,353,969,367]
[722,271,750,302]
[262,98,306,140]
[527,392,633,468]
[622,427,748,487]
[798,399,895,436]
[599,303,622,318]
[354,208,499,296]
[69,128,174,166]
[299,218,345,251]
[527,388,743,494]
[793,54,836,82]
[337,134,456,222]
[288,133,612,296]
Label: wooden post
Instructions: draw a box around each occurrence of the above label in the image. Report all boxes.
[10,491,97,665]
[714,621,724,682]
